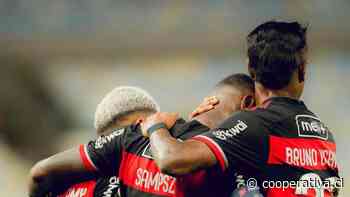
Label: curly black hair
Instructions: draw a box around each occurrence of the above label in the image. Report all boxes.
[247,21,308,90]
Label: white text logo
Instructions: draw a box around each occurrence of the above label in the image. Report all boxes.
[95,128,125,149]
[213,120,248,140]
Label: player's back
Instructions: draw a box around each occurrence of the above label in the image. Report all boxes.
[194,97,339,197]
[243,97,339,196]
[118,119,231,197]
[67,118,232,197]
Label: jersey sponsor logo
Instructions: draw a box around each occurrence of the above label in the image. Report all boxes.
[296,115,329,140]
[212,120,248,140]
[102,176,120,197]
[268,136,338,170]
[135,167,176,195]
[95,128,125,149]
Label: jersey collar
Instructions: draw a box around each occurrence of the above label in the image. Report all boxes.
[262,96,305,106]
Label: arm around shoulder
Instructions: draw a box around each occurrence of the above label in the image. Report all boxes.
[149,128,217,176]
[28,147,93,197]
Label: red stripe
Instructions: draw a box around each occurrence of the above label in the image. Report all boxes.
[119,151,178,197]
[58,180,96,197]
[268,136,337,170]
[118,150,226,197]
[79,144,97,171]
[192,135,227,171]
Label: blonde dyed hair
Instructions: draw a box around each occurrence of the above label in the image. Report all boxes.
[94,86,160,132]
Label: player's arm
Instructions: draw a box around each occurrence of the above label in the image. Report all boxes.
[141,112,218,175]
[28,128,125,197]
[150,129,218,175]
[28,147,93,197]
[143,112,262,176]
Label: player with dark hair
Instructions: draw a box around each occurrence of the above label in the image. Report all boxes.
[28,73,256,197]
[141,21,340,197]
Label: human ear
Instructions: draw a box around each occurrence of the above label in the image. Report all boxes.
[241,95,255,110]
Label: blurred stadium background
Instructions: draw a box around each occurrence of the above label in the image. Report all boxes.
[0,0,349,196]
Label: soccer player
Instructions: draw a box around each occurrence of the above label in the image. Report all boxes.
[38,86,161,197]
[141,21,340,197]
[28,73,255,197]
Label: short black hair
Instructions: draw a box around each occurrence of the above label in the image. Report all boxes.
[216,73,254,94]
[247,21,307,90]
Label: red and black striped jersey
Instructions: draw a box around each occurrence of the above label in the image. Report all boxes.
[79,119,233,197]
[193,97,340,197]
[58,176,120,197]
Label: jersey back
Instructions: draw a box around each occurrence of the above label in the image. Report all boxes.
[193,97,340,197]
[81,119,232,197]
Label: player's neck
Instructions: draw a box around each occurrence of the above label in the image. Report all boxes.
[193,111,221,129]
[255,83,300,106]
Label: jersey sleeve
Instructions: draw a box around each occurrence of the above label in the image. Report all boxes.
[79,127,126,176]
[192,111,268,172]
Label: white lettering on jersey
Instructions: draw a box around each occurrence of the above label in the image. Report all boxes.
[285,147,337,169]
[296,115,329,140]
[212,120,248,140]
[135,168,176,194]
[103,176,120,197]
[95,128,125,149]
[64,188,87,197]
